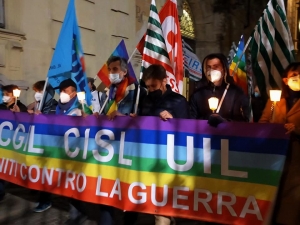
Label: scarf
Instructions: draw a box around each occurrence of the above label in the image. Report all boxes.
[106,77,129,115]
[56,97,78,115]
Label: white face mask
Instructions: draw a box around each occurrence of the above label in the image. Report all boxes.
[287,75,300,91]
[60,92,71,103]
[34,92,43,102]
[2,96,11,103]
[207,69,222,83]
[109,73,123,84]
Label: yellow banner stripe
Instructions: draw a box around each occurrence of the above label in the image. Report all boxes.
[0,149,275,201]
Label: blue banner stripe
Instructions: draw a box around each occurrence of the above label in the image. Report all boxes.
[1,129,287,168]
[1,123,288,155]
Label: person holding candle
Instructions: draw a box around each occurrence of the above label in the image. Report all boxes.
[55,78,92,116]
[259,62,300,225]
[0,84,27,112]
[55,78,93,224]
[189,53,250,126]
[0,84,27,202]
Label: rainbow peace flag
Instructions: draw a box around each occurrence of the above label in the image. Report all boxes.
[97,40,137,87]
[0,111,289,224]
[230,35,248,95]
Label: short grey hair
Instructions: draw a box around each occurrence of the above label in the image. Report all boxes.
[107,56,128,73]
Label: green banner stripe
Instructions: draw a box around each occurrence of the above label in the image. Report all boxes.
[250,36,267,96]
[262,11,274,46]
[144,41,169,59]
[274,29,292,63]
[1,146,279,186]
[271,0,288,31]
[266,8,275,28]
[147,29,165,45]
[150,4,159,15]
[148,16,161,30]
[272,52,284,75]
[255,24,279,89]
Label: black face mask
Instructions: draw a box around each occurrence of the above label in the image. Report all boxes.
[148,89,163,100]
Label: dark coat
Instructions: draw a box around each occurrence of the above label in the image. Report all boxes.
[0,100,27,112]
[189,81,250,121]
[259,98,300,225]
[139,85,190,119]
[41,99,58,114]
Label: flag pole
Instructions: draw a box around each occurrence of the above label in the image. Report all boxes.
[38,77,49,111]
[99,95,109,115]
[134,56,145,114]
[230,36,252,77]
[128,48,138,64]
[134,84,141,114]
[126,47,142,114]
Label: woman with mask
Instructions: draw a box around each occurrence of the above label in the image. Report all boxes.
[27,80,57,115]
[189,53,250,125]
[259,62,300,225]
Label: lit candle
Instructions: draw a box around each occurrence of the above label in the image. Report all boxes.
[269,90,281,122]
[270,90,281,103]
[208,97,219,113]
[77,92,85,111]
[13,89,21,105]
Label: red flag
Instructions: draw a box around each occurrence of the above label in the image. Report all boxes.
[137,0,184,93]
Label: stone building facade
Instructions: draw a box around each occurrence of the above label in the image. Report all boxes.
[0,0,298,104]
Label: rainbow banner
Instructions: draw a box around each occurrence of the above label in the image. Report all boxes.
[0,111,289,224]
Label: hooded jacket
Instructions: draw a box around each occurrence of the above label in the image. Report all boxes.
[189,53,250,121]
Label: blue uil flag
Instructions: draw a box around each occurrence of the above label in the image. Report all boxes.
[47,0,92,105]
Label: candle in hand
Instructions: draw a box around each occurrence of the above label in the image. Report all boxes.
[77,92,86,112]
[77,92,85,102]
[13,89,21,98]
[13,89,21,105]
[208,97,219,113]
[269,90,281,103]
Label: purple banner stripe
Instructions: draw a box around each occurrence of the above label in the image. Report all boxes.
[0,110,289,140]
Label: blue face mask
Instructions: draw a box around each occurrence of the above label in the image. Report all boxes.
[0,89,2,104]
[254,92,260,97]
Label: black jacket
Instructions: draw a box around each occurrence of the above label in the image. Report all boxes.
[42,99,58,114]
[189,82,249,121]
[139,85,190,119]
[0,100,27,112]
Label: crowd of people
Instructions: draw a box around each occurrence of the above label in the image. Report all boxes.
[0,53,299,225]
